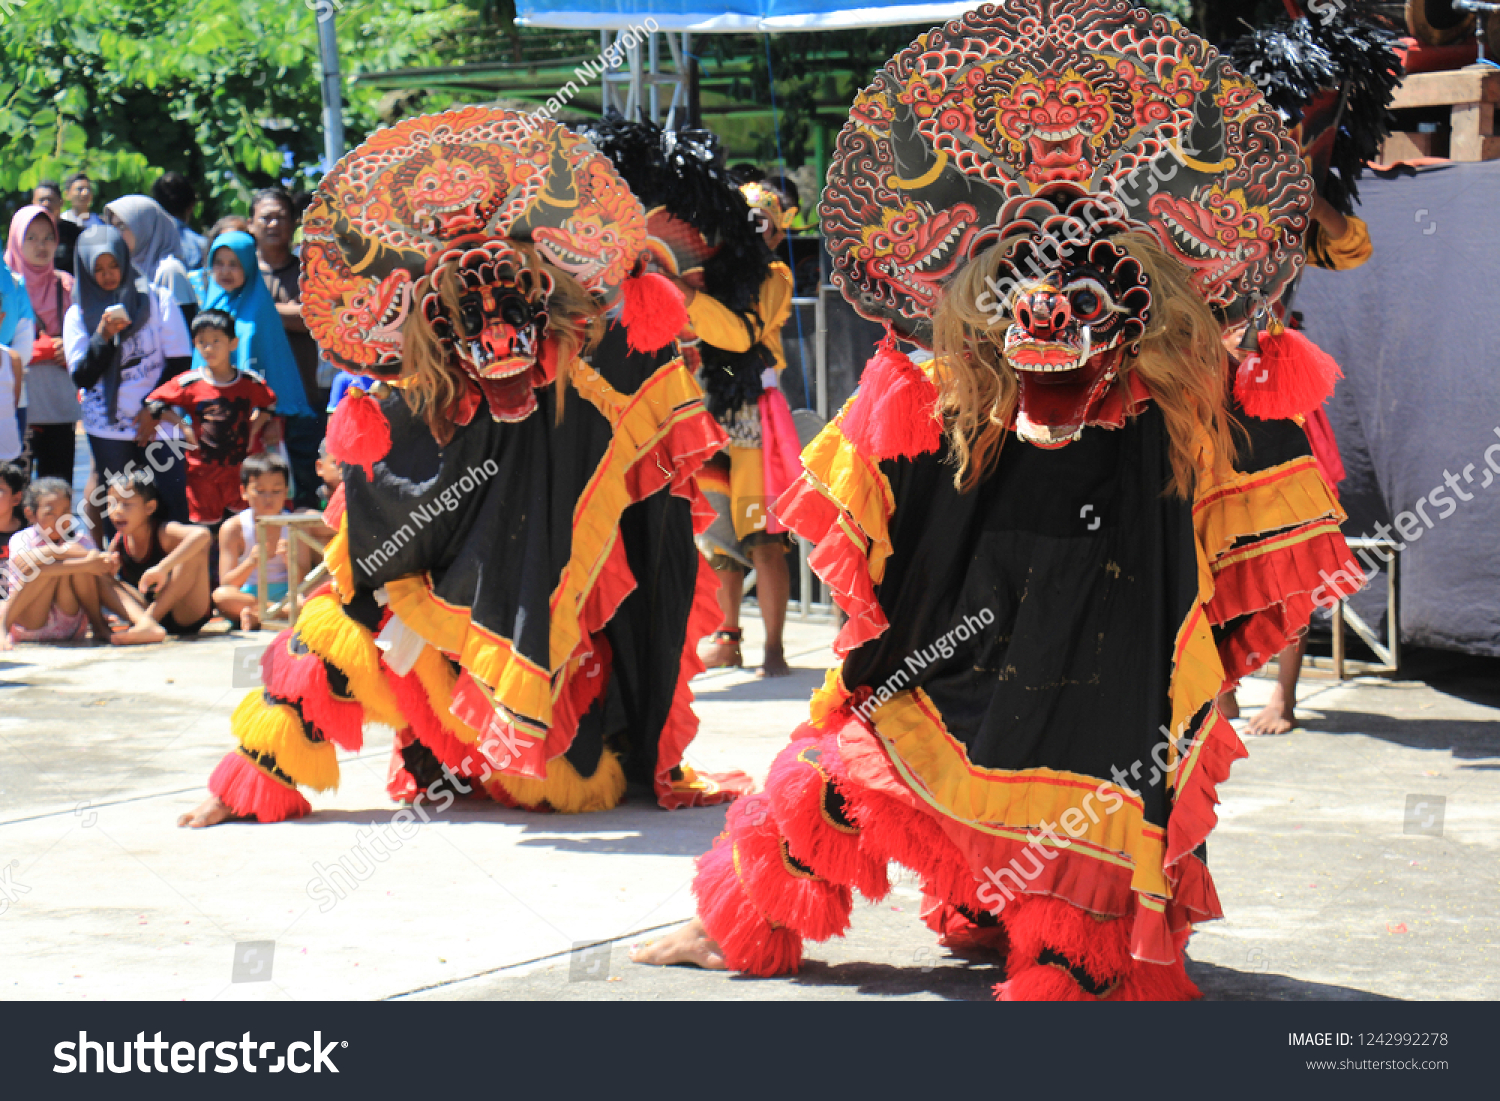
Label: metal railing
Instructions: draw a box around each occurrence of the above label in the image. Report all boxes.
[1331,537,1401,679]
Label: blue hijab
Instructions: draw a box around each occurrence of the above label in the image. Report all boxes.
[0,260,35,348]
[198,231,313,417]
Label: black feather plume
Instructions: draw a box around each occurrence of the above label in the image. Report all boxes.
[580,112,773,315]
[1225,4,1405,214]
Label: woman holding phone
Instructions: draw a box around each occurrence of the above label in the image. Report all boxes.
[63,225,192,542]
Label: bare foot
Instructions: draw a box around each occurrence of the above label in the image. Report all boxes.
[629,917,727,970]
[239,607,260,632]
[1217,689,1239,721]
[112,620,167,646]
[1245,685,1295,736]
[759,644,791,678]
[699,631,742,670]
[177,795,239,828]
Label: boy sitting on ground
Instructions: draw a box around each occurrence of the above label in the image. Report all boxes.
[104,469,213,644]
[144,308,277,523]
[1,477,113,649]
[213,452,307,631]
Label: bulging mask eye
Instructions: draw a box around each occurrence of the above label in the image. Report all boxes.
[458,295,484,337]
[499,294,531,328]
[1071,287,1102,320]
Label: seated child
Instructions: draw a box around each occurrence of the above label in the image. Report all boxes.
[213,452,309,631]
[104,469,214,644]
[2,477,113,649]
[0,460,25,595]
[145,308,277,523]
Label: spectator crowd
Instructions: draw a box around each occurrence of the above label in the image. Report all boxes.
[1,173,350,649]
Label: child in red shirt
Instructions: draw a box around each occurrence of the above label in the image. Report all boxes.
[145,308,276,523]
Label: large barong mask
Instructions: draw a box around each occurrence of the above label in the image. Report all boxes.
[302,107,645,409]
[822,0,1313,349]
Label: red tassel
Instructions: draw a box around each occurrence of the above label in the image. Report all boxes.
[840,332,942,459]
[1234,327,1342,421]
[208,750,311,823]
[620,270,687,354]
[325,388,392,479]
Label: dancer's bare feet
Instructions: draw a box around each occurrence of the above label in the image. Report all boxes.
[112,620,167,645]
[1217,689,1239,721]
[699,630,743,670]
[629,917,727,970]
[239,606,260,632]
[1245,684,1295,736]
[759,643,791,678]
[177,795,239,828]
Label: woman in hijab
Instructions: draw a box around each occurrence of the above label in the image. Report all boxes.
[64,225,193,539]
[6,206,77,481]
[103,195,197,327]
[199,230,313,427]
[0,261,36,463]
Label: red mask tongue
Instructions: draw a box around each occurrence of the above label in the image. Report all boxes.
[1013,348,1128,445]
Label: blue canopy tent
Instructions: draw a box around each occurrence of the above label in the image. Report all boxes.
[516,0,973,31]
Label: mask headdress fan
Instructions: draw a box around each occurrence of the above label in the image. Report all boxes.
[301,106,648,468]
[821,0,1316,449]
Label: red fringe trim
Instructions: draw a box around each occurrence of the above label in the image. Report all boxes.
[209,750,311,823]
[728,793,854,942]
[838,716,1213,963]
[833,724,985,914]
[543,633,612,762]
[921,896,1010,955]
[765,732,890,900]
[693,835,803,977]
[260,630,364,753]
[1001,893,1136,985]
[774,481,888,656]
[1165,710,1248,870]
[1210,531,1364,682]
[387,662,490,778]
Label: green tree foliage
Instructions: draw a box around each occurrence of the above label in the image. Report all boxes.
[0,0,482,221]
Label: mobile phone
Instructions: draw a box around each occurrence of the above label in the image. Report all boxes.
[104,304,130,323]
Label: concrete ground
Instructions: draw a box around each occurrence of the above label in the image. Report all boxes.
[0,613,1495,1001]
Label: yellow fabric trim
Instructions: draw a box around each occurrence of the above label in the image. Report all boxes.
[549,359,709,672]
[383,574,555,725]
[492,749,627,813]
[232,692,340,793]
[379,359,711,729]
[799,418,896,583]
[1194,456,1345,564]
[295,591,406,730]
[1215,518,1343,570]
[324,513,354,602]
[868,688,1169,896]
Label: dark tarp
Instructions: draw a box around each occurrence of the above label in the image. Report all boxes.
[1297,160,1500,658]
